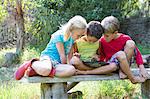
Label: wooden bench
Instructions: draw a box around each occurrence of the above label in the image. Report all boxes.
[20,68,150,99]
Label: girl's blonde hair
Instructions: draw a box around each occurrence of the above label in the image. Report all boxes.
[101,16,120,34]
[61,15,87,41]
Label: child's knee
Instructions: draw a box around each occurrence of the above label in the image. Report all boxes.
[32,61,52,76]
[109,63,118,71]
[125,40,135,49]
[116,51,126,61]
[70,56,81,65]
[68,66,76,74]
[55,65,76,77]
[39,69,51,76]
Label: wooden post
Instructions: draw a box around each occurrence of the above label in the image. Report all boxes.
[141,80,150,98]
[67,82,79,91]
[41,83,68,99]
[41,83,53,99]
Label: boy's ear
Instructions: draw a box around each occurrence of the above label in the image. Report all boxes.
[114,31,118,34]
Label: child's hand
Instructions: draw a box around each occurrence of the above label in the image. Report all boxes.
[140,69,149,79]
[91,54,99,61]
[139,65,149,79]
[73,52,81,58]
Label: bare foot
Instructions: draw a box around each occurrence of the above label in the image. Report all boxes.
[131,76,146,84]
[76,69,87,75]
[119,70,127,79]
[139,67,149,79]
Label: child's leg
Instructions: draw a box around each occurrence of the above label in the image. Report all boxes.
[54,64,76,77]
[119,40,135,78]
[116,51,145,84]
[124,40,135,61]
[76,63,118,75]
[31,59,52,76]
[70,56,93,70]
[26,66,39,77]
[124,40,149,78]
[14,58,39,80]
[119,69,127,79]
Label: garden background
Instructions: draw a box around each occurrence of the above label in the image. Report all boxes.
[0,0,150,98]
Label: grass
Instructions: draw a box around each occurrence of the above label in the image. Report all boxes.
[0,80,143,99]
[69,80,142,99]
[20,46,40,63]
[0,44,149,99]
[0,81,40,99]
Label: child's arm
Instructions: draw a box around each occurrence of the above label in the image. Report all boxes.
[68,46,74,62]
[139,64,149,78]
[56,42,67,64]
[69,42,80,58]
[98,42,105,62]
[135,47,144,66]
[135,47,149,78]
[73,42,78,53]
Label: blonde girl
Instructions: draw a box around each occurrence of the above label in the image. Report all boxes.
[15,15,87,80]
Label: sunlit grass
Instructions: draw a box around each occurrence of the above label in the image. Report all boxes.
[20,47,40,63]
[0,81,40,99]
[69,80,142,99]
[0,80,142,99]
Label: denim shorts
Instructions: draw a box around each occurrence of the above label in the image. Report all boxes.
[107,53,120,68]
[107,48,137,68]
[40,56,60,68]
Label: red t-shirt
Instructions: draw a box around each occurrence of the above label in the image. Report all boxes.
[99,34,143,65]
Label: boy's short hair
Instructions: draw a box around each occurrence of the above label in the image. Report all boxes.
[101,16,120,34]
[87,21,104,39]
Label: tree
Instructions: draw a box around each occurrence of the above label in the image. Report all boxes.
[15,0,25,55]
[0,0,25,66]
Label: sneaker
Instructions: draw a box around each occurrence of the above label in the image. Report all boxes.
[26,66,38,77]
[14,58,39,80]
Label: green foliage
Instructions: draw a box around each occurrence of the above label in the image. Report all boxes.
[71,80,142,98]
[0,0,148,49]
[24,0,145,49]
[98,80,135,98]
[20,46,41,62]
[137,44,150,55]
[25,0,64,47]
[0,2,8,22]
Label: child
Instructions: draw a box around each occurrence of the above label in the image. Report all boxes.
[99,16,148,84]
[15,15,87,80]
[70,21,118,75]
[70,21,103,70]
[74,16,149,84]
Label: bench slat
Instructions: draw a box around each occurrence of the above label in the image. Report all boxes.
[20,68,150,83]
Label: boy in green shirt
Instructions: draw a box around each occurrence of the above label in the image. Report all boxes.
[70,21,110,71]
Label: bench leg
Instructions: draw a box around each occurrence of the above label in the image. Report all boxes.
[41,83,68,99]
[141,80,150,98]
[67,82,79,91]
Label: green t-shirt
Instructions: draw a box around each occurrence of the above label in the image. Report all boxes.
[76,36,99,62]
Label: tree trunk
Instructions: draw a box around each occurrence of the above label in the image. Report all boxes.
[15,0,25,54]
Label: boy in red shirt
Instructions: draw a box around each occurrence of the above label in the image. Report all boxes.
[76,16,148,84]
